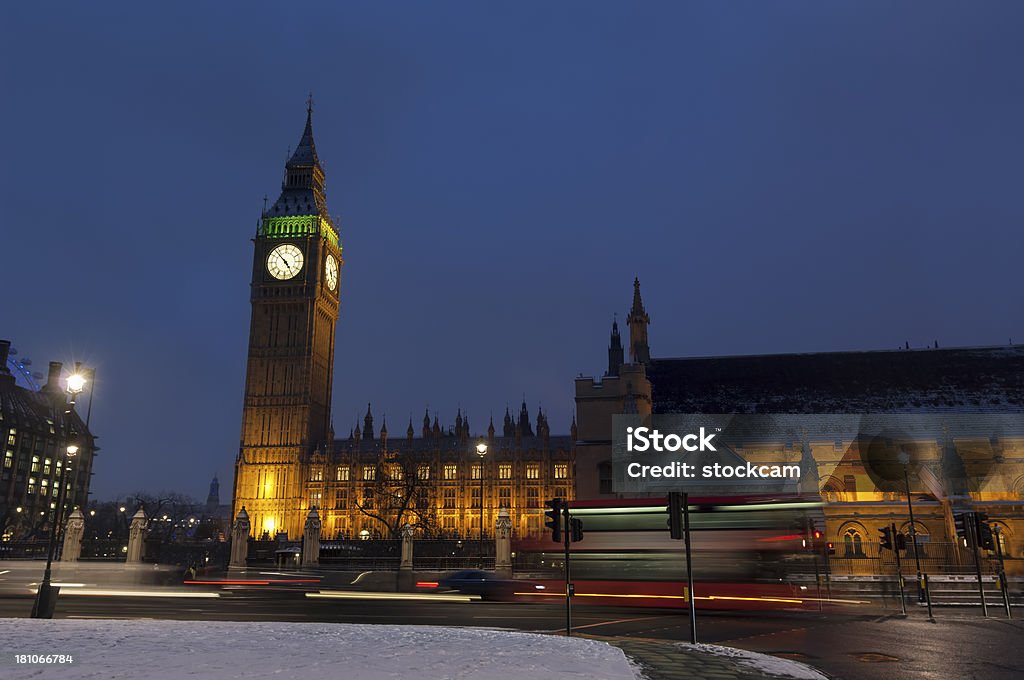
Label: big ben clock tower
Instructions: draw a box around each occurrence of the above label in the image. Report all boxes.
[232,102,342,538]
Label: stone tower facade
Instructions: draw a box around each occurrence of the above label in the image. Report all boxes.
[232,104,343,538]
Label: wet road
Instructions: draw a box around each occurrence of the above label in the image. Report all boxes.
[1,589,1021,679]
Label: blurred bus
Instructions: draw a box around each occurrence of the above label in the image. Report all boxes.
[511,495,829,610]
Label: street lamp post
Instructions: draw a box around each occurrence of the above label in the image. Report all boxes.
[475,441,488,567]
[31,368,86,619]
[898,451,925,602]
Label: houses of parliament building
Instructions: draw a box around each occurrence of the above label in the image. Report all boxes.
[231,107,574,540]
[234,105,1023,567]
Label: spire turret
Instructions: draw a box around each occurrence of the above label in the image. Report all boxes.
[363,403,374,440]
[607,317,624,376]
[627,277,651,364]
[264,102,330,221]
[503,408,514,437]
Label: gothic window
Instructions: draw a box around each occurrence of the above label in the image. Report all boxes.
[843,528,864,557]
[417,465,430,481]
[471,464,482,481]
[362,465,375,481]
[442,515,456,530]
[443,464,458,480]
[31,456,39,473]
[336,466,349,482]
[309,491,322,508]
[526,464,540,480]
[27,478,35,494]
[471,487,482,509]
[311,468,323,482]
[43,459,51,476]
[7,429,15,446]
[335,490,348,510]
[389,464,403,481]
[498,487,511,508]
[498,464,512,480]
[442,488,456,509]
[526,487,539,508]
[4,450,12,468]
[362,488,374,509]
[553,463,568,479]
[843,475,857,499]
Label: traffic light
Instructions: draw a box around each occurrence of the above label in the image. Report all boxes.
[570,517,584,543]
[976,512,995,550]
[825,542,836,556]
[879,526,893,551]
[954,512,970,547]
[544,498,562,543]
[895,532,907,551]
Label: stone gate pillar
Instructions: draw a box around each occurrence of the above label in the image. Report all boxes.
[495,507,512,578]
[400,524,414,570]
[302,507,321,567]
[126,508,147,563]
[229,507,251,568]
[61,508,85,562]
[397,523,415,592]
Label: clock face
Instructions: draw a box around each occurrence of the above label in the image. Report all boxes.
[266,244,304,280]
[325,254,338,291]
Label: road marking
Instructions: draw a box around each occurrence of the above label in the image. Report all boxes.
[567,615,668,631]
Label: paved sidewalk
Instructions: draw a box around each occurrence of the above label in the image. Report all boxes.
[603,638,829,680]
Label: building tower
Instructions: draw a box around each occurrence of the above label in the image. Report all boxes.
[233,102,343,538]
[626,277,650,364]
[607,318,624,376]
[206,475,221,516]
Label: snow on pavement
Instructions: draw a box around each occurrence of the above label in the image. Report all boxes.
[677,643,829,680]
[1,619,638,680]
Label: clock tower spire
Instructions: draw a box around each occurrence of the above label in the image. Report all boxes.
[233,104,343,539]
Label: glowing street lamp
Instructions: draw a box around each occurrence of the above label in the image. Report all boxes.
[31,367,89,619]
[476,441,488,565]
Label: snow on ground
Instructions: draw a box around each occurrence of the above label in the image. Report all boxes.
[677,643,829,680]
[1,619,637,680]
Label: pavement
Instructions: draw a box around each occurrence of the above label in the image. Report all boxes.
[607,638,827,680]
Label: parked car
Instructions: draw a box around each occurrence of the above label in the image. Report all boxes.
[437,570,547,601]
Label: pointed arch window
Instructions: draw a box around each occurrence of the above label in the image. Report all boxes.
[843,527,864,557]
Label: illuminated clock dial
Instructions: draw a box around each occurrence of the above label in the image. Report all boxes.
[325,254,338,291]
[266,244,304,280]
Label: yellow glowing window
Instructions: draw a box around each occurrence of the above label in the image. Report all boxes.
[443,464,457,480]
[498,464,512,480]
[526,464,540,480]
[554,463,568,479]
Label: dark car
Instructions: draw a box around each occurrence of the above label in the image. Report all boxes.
[437,570,547,601]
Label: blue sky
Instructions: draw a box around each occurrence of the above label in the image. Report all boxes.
[2,1,1022,500]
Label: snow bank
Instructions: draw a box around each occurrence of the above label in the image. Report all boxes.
[677,643,828,680]
[0,619,637,680]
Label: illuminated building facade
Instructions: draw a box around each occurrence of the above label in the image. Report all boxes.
[576,280,1024,572]
[0,341,96,541]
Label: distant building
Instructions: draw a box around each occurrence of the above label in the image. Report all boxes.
[575,280,1024,568]
[0,340,97,541]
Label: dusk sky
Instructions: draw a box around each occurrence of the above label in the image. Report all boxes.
[3,2,1022,501]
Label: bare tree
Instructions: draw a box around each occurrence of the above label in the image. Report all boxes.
[354,450,441,538]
